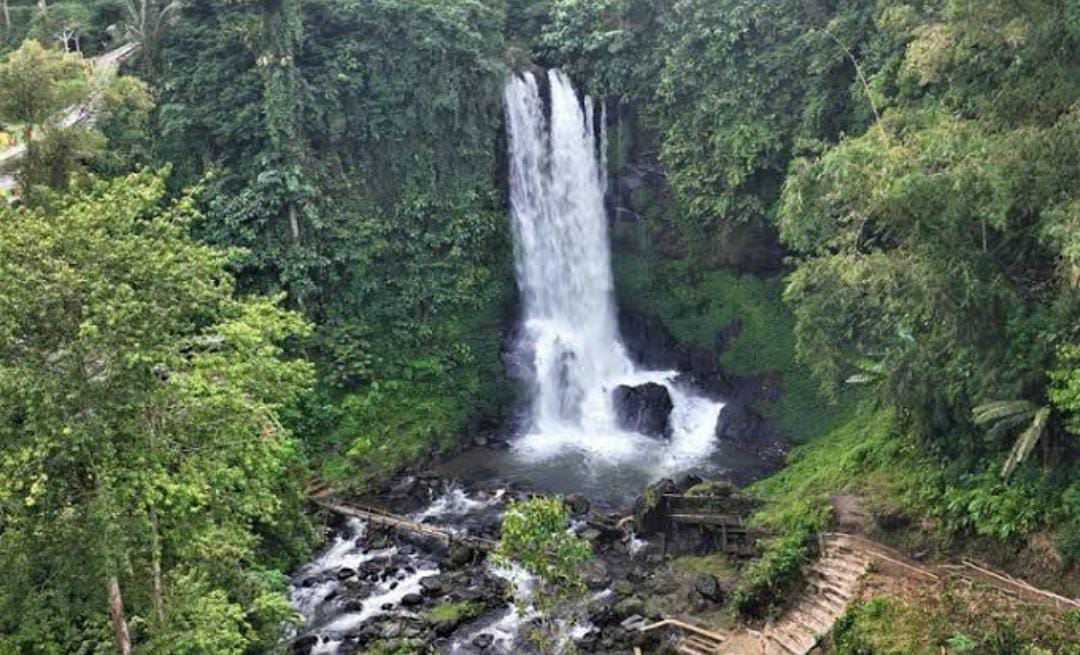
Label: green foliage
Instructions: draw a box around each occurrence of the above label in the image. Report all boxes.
[833,593,1080,655]
[1050,345,1080,435]
[28,1,91,52]
[496,498,592,592]
[156,0,516,484]
[732,511,822,619]
[495,497,593,652]
[0,39,87,136]
[424,601,483,625]
[613,250,855,441]
[0,173,314,653]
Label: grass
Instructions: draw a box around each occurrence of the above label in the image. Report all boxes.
[729,403,910,618]
[424,600,483,624]
[612,247,857,443]
[671,553,739,581]
[833,594,1080,655]
[748,403,909,530]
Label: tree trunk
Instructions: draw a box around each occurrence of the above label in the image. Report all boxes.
[2,0,11,31]
[107,575,132,655]
[288,202,299,241]
[150,507,165,624]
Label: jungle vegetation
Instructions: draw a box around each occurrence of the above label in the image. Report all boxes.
[0,0,1077,652]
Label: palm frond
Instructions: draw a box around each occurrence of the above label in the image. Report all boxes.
[1000,407,1050,479]
[972,400,1037,427]
[982,412,1030,444]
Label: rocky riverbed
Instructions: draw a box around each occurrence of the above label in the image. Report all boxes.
[289,473,744,655]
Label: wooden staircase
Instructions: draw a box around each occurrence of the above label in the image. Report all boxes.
[761,534,872,654]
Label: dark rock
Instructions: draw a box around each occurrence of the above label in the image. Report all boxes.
[472,633,495,650]
[579,527,603,543]
[613,596,646,620]
[693,574,723,602]
[612,383,673,439]
[446,543,475,569]
[381,621,403,639]
[617,310,685,370]
[714,403,763,443]
[337,568,356,580]
[419,575,445,597]
[565,493,590,516]
[292,634,318,655]
[388,475,419,498]
[400,593,424,608]
[367,533,392,550]
[633,478,678,535]
[343,600,364,613]
[873,508,912,531]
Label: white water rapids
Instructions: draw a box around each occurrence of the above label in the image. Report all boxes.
[504,69,722,473]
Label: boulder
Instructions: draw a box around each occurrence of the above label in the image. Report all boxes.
[693,574,723,602]
[714,403,763,443]
[612,383,673,439]
[565,493,590,516]
[472,633,495,650]
[337,567,356,580]
[633,478,677,535]
[612,596,646,619]
[400,593,424,608]
[291,634,318,655]
[419,575,445,597]
[445,542,476,569]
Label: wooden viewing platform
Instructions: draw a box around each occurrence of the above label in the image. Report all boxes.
[660,494,757,557]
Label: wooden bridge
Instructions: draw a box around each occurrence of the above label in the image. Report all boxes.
[310,493,498,552]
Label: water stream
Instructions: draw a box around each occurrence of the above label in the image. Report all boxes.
[289,69,744,654]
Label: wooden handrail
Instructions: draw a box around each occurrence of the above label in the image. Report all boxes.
[639,617,728,644]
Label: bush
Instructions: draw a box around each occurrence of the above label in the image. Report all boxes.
[732,510,823,619]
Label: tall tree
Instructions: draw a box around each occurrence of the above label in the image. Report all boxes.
[0,173,314,654]
[0,39,86,142]
[124,0,181,75]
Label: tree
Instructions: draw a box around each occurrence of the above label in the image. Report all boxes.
[0,39,87,142]
[0,172,314,654]
[30,1,91,53]
[124,0,181,75]
[495,498,592,650]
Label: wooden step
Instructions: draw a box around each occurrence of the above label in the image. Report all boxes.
[677,643,714,655]
[807,563,862,585]
[818,556,869,577]
[804,591,847,617]
[684,635,724,652]
[787,607,831,635]
[764,625,811,654]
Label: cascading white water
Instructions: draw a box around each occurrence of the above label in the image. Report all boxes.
[504,70,722,471]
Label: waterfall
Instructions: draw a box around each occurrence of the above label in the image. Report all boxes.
[504,70,722,470]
